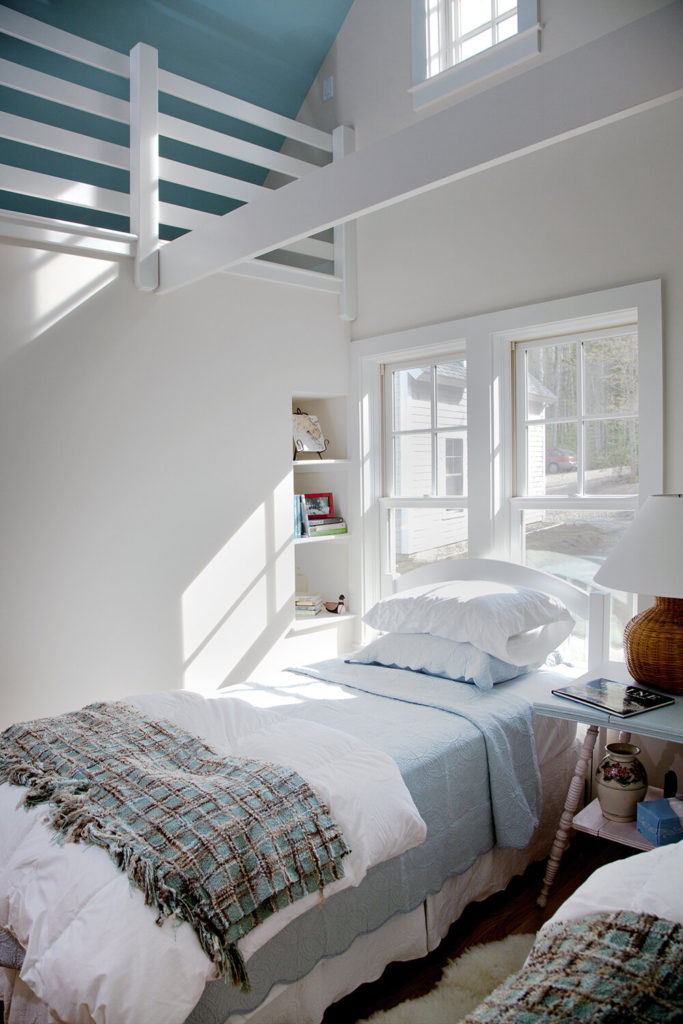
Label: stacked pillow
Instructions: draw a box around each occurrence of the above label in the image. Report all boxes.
[348,579,574,690]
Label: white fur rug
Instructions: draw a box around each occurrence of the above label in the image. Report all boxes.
[361,932,536,1024]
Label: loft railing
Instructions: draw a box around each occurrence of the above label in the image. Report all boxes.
[0,6,356,313]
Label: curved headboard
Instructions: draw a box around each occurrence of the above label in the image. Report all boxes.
[393,558,610,670]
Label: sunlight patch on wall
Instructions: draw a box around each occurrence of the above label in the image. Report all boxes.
[184,576,268,695]
[273,473,294,552]
[182,505,267,660]
[181,475,298,694]
[275,546,295,612]
[31,250,118,342]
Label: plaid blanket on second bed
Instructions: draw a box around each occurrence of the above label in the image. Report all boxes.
[463,909,683,1022]
[0,701,350,989]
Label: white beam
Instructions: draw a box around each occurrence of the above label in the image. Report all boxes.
[0,6,128,77]
[226,261,342,293]
[0,211,134,259]
[158,69,332,154]
[0,58,129,123]
[158,3,683,294]
[0,111,128,168]
[333,125,357,322]
[130,42,159,291]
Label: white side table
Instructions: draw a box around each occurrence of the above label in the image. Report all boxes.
[509,661,683,907]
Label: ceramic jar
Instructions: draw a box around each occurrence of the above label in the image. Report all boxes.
[595,742,648,822]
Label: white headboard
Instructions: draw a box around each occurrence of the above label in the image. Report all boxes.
[393,558,611,670]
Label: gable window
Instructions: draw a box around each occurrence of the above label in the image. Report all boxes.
[426,0,519,79]
[411,0,540,109]
[382,356,468,576]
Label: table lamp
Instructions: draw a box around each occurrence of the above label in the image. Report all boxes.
[594,493,683,694]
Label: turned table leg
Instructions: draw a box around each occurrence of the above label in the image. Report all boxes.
[537,724,599,908]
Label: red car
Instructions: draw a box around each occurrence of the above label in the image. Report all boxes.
[546,447,577,473]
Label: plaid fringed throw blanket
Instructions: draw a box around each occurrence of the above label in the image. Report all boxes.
[0,701,350,989]
[462,910,683,1022]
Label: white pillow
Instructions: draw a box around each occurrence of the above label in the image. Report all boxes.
[346,633,531,689]
[362,580,574,666]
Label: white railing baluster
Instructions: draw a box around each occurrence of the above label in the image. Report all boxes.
[0,5,345,300]
[129,42,159,291]
[333,126,357,322]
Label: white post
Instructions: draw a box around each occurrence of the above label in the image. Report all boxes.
[332,125,357,323]
[130,42,159,291]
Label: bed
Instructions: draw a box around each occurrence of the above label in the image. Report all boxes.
[462,838,683,1021]
[0,558,609,1024]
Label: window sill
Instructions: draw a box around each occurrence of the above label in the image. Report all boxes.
[410,24,541,110]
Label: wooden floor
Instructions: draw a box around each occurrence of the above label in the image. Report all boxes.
[322,834,635,1023]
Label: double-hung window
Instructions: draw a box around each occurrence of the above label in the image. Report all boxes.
[361,282,661,662]
[382,355,468,577]
[509,319,641,659]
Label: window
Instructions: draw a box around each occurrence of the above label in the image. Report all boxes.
[356,282,662,650]
[410,0,540,109]
[382,356,468,575]
[510,320,641,661]
[445,437,465,495]
[426,0,519,79]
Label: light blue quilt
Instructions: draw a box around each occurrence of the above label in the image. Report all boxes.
[186,658,542,1021]
[291,658,542,850]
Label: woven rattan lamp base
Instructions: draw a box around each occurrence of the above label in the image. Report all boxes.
[624,596,683,694]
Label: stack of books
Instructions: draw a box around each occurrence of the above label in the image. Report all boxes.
[295,593,323,618]
[307,516,347,537]
[293,494,309,538]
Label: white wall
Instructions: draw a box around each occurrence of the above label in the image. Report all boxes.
[301,0,672,145]
[0,250,348,727]
[301,0,683,489]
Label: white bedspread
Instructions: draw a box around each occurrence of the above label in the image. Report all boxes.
[543,839,683,932]
[0,689,426,1024]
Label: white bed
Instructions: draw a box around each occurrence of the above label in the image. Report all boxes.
[0,558,609,1024]
[461,838,683,1022]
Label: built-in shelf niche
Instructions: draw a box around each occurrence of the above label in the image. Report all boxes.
[292,395,347,463]
[290,393,352,651]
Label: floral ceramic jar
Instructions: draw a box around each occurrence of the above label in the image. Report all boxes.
[595,742,648,822]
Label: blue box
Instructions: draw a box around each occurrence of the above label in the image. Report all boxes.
[637,798,683,846]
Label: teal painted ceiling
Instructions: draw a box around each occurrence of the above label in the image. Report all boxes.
[2,0,354,114]
[0,0,355,235]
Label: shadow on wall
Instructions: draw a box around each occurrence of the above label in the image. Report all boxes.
[181,471,295,693]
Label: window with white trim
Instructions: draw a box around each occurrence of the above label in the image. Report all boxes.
[411,0,540,109]
[509,317,641,661]
[382,354,468,575]
[426,0,519,79]
[359,282,661,665]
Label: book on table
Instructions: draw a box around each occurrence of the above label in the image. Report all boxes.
[307,519,347,536]
[295,593,323,617]
[552,677,675,717]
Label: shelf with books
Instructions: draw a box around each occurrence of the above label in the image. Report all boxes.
[290,393,352,653]
[290,610,356,633]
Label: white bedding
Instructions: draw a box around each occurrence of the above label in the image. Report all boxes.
[0,689,426,1024]
[543,839,683,933]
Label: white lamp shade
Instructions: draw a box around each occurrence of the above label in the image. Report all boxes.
[594,494,683,598]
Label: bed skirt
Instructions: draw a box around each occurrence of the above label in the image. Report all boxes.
[0,733,577,1024]
[224,734,578,1024]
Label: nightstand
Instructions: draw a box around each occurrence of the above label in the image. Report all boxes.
[510,661,683,907]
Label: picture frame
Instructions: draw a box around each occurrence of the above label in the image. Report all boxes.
[304,492,334,519]
[292,409,329,460]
